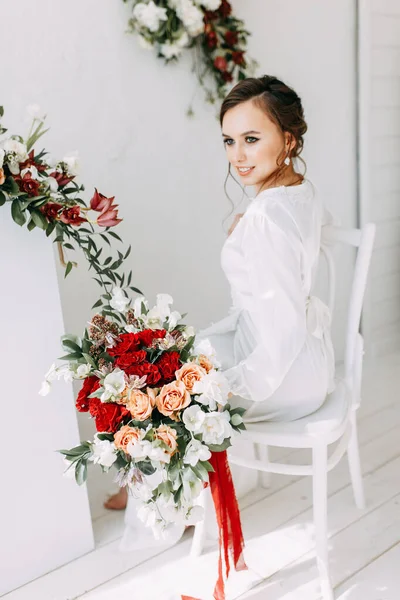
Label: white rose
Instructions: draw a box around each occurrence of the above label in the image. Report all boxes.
[75,364,91,379]
[62,152,80,177]
[133,1,168,32]
[200,411,232,446]
[182,404,206,433]
[110,286,130,313]
[89,437,118,468]
[192,370,230,410]
[184,438,211,466]
[175,0,204,37]
[101,368,126,401]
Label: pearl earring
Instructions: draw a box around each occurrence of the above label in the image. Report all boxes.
[284,156,291,166]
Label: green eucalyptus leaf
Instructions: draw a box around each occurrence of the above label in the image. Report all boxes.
[65,261,73,278]
[11,199,26,226]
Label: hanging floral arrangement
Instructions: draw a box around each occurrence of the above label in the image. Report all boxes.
[0,105,141,314]
[123,0,258,113]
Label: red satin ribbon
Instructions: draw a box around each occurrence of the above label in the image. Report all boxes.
[182,450,247,600]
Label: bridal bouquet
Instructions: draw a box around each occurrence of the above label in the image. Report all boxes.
[42,291,245,538]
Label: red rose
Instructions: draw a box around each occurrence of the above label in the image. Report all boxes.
[49,171,74,188]
[225,31,238,46]
[41,202,62,221]
[108,333,141,356]
[156,351,181,384]
[89,397,129,433]
[214,56,228,72]
[115,350,147,370]
[15,173,40,197]
[60,206,86,226]
[137,329,166,348]
[219,0,232,18]
[206,30,218,49]
[204,10,218,22]
[76,376,100,413]
[222,71,233,83]
[232,51,245,66]
[126,362,161,385]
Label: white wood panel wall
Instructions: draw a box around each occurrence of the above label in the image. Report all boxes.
[359,0,400,356]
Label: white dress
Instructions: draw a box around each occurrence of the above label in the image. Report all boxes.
[198,179,336,422]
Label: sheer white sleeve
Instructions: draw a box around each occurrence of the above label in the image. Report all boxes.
[223,210,308,402]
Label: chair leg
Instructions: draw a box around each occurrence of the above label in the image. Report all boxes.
[312,444,334,600]
[347,413,366,510]
[190,486,210,557]
[255,443,272,488]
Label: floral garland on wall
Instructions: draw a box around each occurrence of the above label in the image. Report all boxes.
[123,0,258,114]
[0,105,141,316]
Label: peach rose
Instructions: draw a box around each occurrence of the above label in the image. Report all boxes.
[198,354,214,373]
[126,387,155,421]
[176,363,206,393]
[114,425,142,453]
[155,424,177,455]
[156,380,191,417]
[0,168,5,186]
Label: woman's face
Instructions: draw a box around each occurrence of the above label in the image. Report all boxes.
[222,99,291,189]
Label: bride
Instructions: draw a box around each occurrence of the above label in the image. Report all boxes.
[106,74,335,519]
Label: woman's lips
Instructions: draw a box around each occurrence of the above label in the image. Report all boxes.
[236,166,255,177]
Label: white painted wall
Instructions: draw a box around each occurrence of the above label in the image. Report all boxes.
[0,210,94,595]
[359,0,400,356]
[0,0,358,572]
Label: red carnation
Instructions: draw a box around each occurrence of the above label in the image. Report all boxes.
[15,172,40,197]
[214,56,228,72]
[115,350,147,370]
[76,376,100,413]
[89,397,129,433]
[137,329,166,347]
[108,333,141,356]
[125,362,161,385]
[225,31,238,46]
[60,206,86,226]
[155,351,181,384]
[219,0,232,18]
[41,202,62,221]
[232,50,245,66]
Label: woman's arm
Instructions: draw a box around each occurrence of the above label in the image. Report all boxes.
[223,210,308,402]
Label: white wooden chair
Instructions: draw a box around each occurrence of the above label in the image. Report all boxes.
[191,222,376,600]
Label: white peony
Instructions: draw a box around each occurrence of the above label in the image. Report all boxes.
[62,152,80,177]
[184,438,211,466]
[89,436,118,468]
[192,369,230,410]
[133,1,168,32]
[110,286,130,313]
[101,368,126,401]
[193,338,221,368]
[182,404,206,433]
[175,0,204,37]
[200,411,232,446]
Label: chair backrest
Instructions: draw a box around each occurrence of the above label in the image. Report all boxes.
[320,223,376,396]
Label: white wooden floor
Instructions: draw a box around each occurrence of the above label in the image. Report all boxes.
[4,353,400,600]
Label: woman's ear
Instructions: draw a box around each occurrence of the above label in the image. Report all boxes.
[285,132,296,153]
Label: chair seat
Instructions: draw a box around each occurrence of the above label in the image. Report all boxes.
[239,377,350,449]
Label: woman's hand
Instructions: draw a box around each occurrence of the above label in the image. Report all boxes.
[228,213,244,237]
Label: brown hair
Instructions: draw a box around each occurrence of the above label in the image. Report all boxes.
[220,75,308,197]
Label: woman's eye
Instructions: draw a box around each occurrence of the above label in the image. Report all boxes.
[223,138,234,146]
[246,136,258,143]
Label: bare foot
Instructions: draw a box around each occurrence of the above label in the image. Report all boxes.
[104,487,128,510]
